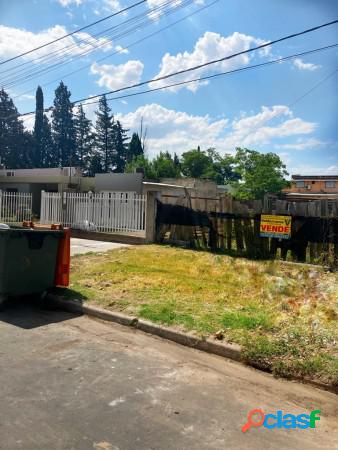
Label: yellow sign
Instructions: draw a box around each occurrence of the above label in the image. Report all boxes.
[260,215,292,239]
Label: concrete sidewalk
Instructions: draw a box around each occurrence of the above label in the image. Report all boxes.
[0,300,337,450]
[71,237,130,256]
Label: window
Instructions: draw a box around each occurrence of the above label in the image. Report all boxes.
[325,181,336,188]
[295,181,305,188]
[6,171,14,177]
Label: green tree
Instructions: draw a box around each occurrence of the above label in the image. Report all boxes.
[88,154,104,176]
[180,146,212,178]
[152,151,181,178]
[113,120,129,172]
[95,95,115,173]
[0,88,33,168]
[126,132,143,164]
[33,86,44,167]
[231,148,289,199]
[202,148,239,185]
[41,115,56,167]
[33,86,55,167]
[51,81,75,167]
[173,152,180,169]
[74,104,94,174]
[125,154,156,179]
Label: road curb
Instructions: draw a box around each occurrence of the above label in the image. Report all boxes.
[47,295,337,394]
[47,295,242,362]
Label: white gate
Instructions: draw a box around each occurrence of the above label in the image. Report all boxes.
[0,191,32,223]
[40,191,146,233]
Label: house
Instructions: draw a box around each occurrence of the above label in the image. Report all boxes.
[0,167,95,215]
[283,174,338,201]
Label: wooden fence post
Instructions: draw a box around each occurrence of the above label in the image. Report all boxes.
[145,191,159,243]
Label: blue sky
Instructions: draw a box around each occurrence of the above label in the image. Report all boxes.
[0,0,337,175]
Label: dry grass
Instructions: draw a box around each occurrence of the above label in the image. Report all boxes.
[63,245,338,385]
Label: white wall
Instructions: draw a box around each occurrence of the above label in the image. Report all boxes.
[0,167,80,178]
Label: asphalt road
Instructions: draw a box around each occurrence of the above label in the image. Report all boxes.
[0,300,337,450]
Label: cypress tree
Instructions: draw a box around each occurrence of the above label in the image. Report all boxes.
[95,95,115,173]
[33,86,44,167]
[51,81,75,167]
[126,132,143,166]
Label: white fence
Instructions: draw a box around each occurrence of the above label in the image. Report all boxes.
[0,191,32,223]
[40,191,146,233]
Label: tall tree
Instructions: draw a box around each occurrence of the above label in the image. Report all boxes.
[74,104,94,174]
[125,154,156,179]
[0,88,32,168]
[41,116,56,167]
[231,148,289,199]
[180,147,212,178]
[95,95,115,173]
[33,86,44,167]
[113,120,129,172]
[126,132,143,165]
[33,86,54,167]
[152,151,181,178]
[173,152,180,169]
[51,81,75,167]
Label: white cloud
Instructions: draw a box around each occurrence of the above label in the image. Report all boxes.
[115,45,129,54]
[58,0,82,6]
[293,58,321,71]
[150,31,269,92]
[222,106,316,150]
[287,164,338,176]
[274,138,327,151]
[0,25,112,62]
[20,115,35,131]
[116,103,316,157]
[91,60,144,90]
[16,94,35,101]
[104,0,121,12]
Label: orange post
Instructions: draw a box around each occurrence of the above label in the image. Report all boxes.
[54,227,71,287]
[23,221,34,228]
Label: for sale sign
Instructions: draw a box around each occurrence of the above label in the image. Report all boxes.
[260,215,292,239]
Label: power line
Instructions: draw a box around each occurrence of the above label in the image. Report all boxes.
[0,0,148,66]
[0,0,182,81]
[0,0,192,89]
[289,68,338,107]
[6,17,337,91]
[17,43,337,119]
[0,0,191,88]
[80,45,338,107]
[70,20,338,105]
[13,0,219,100]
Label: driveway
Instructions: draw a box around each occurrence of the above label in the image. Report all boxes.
[0,300,337,450]
[71,238,129,256]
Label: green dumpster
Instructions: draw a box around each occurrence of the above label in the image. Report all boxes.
[0,227,64,298]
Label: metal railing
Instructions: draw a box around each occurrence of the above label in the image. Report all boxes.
[0,191,32,223]
[40,191,146,233]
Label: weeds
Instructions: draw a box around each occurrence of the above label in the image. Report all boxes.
[67,245,338,385]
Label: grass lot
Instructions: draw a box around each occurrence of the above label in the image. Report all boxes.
[64,245,338,386]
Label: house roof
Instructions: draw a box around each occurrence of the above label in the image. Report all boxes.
[292,175,338,180]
